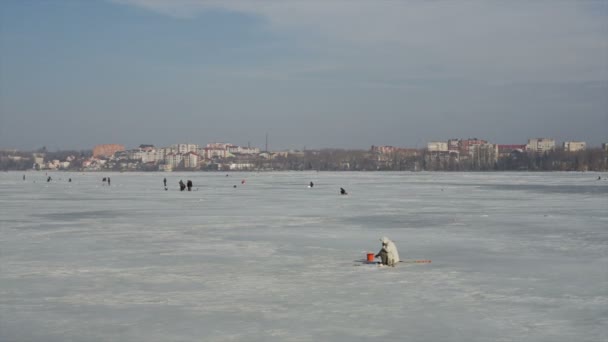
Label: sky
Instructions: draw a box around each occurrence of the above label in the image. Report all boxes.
[0,0,607,151]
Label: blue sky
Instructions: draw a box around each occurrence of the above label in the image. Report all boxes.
[1,0,607,150]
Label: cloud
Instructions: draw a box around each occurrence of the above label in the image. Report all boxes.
[111,0,607,86]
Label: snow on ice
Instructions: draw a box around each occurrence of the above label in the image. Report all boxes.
[1,171,607,341]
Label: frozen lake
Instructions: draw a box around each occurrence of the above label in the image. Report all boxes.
[1,171,607,342]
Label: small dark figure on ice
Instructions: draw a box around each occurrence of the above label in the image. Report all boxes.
[187,180,193,191]
[47,176,52,182]
[340,187,347,195]
[179,180,186,191]
[107,177,111,186]
[163,178,167,187]
[309,181,314,188]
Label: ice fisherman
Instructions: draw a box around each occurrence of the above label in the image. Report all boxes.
[187,180,193,191]
[340,187,347,195]
[179,180,186,191]
[375,236,400,267]
[309,181,314,188]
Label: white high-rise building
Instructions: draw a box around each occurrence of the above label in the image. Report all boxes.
[183,152,200,168]
[563,141,586,152]
[526,138,555,153]
[164,153,183,168]
[427,141,448,152]
[471,143,499,165]
[171,144,199,154]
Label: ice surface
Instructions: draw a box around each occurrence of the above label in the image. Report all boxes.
[1,171,607,342]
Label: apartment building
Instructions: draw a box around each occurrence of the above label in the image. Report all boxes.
[497,144,526,157]
[461,139,488,156]
[183,152,200,168]
[563,141,586,152]
[170,144,198,154]
[526,138,555,153]
[471,143,499,164]
[164,153,183,168]
[427,141,448,152]
[92,144,125,158]
[227,145,260,155]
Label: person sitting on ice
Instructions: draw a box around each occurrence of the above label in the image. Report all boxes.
[340,187,347,195]
[375,236,400,267]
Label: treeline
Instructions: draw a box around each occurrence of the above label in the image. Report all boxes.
[264,150,379,171]
[0,151,33,170]
[423,149,607,172]
[495,149,607,171]
[266,149,608,172]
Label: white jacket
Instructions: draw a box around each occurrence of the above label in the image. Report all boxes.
[380,237,400,264]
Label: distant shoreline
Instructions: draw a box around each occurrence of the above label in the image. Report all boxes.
[9,170,608,173]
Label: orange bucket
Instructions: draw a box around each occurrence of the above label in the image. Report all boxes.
[366,253,375,262]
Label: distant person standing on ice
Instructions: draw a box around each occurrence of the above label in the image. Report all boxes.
[375,237,400,267]
[187,180,193,191]
[309,181,314,188]
[163,178,167,187]
[107,177,111,186]
[179,180,186,191]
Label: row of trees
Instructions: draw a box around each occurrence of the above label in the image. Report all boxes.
[498,149,608,171]
[422,150,608,172]
[0,155,33,171]
[254,149,608,172]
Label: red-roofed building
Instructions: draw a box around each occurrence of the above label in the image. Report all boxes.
[460,139,487,156]
[92,144,125,158]
[498,144,526,156]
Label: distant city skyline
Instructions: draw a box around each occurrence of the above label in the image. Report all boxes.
[3,136,603,153]
[1,0,607,151]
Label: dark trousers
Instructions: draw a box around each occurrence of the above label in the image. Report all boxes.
[378,250,388,265]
